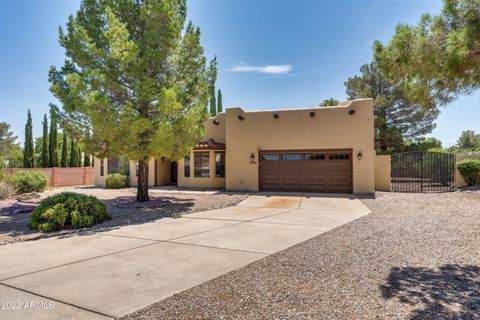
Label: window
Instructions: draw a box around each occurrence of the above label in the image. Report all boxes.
[283,154,302,160]
[329,154,350,160]
[305,154,325,160]
[194,153,210,177]
[100,159,104,176]
[184,155,190,177]
[107,158,118,175]
[108,157,130,176]
[215,153,225,178]
[261,154,280,161]
[135,162,139,177]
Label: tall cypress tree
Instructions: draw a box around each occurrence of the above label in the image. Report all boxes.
[48,104,58,167]
[69,138,77,167]
[217,89,222,113]
[23,110,35,168]
[41,114,49,167]
[83,152,90,167]
[209,87,216,116]
[77,146,82,167]
[60,132,68,167]
[208,56,217,116]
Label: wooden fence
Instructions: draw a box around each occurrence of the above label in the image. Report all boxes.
[4,167,95,188]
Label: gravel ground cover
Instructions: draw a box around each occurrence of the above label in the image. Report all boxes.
[122,191,480,320]
[0,187,247,245]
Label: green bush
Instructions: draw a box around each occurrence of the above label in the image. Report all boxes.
[6,171,48,193]
[457,159,480,186]
[0,181,16,200]
[29,192,111,232]
[105,173,128,189]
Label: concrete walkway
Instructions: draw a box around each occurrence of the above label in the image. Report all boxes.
[0,193,370,319]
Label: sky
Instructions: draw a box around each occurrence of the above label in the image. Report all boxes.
[0,0,478,148]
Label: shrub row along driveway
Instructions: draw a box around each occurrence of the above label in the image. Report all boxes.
[123,191,480,320]
[0,193,369,319]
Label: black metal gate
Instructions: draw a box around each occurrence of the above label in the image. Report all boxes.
[391,151,455,192]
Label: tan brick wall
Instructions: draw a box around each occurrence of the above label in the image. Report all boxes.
[5,167,94,188]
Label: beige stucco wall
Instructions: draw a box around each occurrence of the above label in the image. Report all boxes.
[94,157,106,186]
[128,159,156,187]
[375,155,391,191]
[178,150,226,189]
[157,159,172,186]
[94,157,156,187]
[455,154,480,188]
[177,112,227,189]
[224,99,375,193]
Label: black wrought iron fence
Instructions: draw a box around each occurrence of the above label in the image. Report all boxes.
[391,152,455,192]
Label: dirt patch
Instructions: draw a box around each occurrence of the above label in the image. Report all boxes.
[0,187,248,245]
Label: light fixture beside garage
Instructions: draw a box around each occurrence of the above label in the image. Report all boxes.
[348,109,356,115]
[273,113,279,119]
[212,119,220,125]
[357,151,363,161]
[238,114,245,121]
[250,153,256,164]
[309,111,315,117]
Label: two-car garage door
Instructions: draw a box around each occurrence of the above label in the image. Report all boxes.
[259,150,352,193]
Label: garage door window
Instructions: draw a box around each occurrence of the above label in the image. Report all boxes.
[283,154,303,160]
[329,154,350,160]
[261,154,280,161]
[305,154,325,160]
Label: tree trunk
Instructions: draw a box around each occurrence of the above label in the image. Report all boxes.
[137,158,149,202]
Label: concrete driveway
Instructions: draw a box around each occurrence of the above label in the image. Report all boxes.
[0,193,370,320]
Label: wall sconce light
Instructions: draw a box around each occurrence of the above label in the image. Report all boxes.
[238,114,245,121]
[250,153,256,164]
[357,151,363,161]
[309,111,316,118]
[212,119,220,125]
[273,113,279,119]
[161,156,166,164]
[348,109,356,116]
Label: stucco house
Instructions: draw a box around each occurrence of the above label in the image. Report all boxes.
[94,98,375,194]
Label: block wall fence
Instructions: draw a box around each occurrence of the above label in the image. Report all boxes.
[4,167,94,188]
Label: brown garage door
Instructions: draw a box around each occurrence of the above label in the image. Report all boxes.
[259,150,352,193]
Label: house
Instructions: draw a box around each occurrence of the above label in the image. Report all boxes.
[94,98,375,194]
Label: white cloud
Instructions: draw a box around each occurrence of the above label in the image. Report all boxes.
[226,62,292,75]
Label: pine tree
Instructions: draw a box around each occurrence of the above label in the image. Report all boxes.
[48,104,58,167]
[41,114,49,167]
[61,132,68,167]
[217,89,222,113]
[69,138,77,167]
[374,0,480,109]
[49,1,211,201]
[345,62,439,152]
[23,110,35,168]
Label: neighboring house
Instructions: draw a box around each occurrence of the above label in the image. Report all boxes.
[94,98,375,193]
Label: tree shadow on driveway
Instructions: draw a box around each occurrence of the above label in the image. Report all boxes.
[380,264,480,319]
